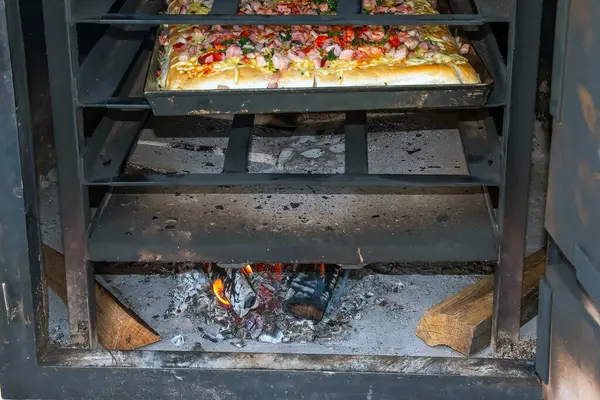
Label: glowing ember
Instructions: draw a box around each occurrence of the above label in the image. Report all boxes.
[242,265,253,276]
[318,263,325,277]
[212,278,230,306]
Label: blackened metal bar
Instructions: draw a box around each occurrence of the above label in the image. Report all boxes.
[1,0,48,358]
[146,86,491,115]
[78,28,149,104]
[83,41,151,182]
[80,97,152,109]
[70,0,121,18]
[210,0,240,15]
[86,173,498,187]
[78,0,159,104]
[492,0,544,352]
[458,112,501,183]
[337,0,362,16]
[471,0,513,22]
[222,114,255,173]
[344,111,368,175]
[474,25,508,107]
[84,111,149,182]
[42,0,97,347]
[73,13,487,25]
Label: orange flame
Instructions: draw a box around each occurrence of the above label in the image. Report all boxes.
[212,279,230,306]
[317,263,325,277]
[242,265,253,276]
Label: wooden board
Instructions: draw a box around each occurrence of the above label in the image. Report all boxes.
[416,249,546,356]
[43,245,160,350]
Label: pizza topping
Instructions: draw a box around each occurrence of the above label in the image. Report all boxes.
[226,45,243,58]
[338,49,355,60]
[161,0,477,88]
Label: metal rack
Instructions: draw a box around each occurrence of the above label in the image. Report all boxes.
[42,0,543,358]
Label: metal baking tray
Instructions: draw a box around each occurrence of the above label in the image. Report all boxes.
[144,30,494,116]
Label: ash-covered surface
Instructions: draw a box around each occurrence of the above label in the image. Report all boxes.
[495,339,537,361]
[163,266,410,348]
[48,270,537,357]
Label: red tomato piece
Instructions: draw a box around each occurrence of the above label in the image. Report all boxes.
[315,35,330,48]
[173,42,186,52]
[388,36,401,47]
[344,28,355,42]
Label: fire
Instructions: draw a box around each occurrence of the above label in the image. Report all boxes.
[317,263,325,277]
[242,265,253,276]
[212,278,230,306]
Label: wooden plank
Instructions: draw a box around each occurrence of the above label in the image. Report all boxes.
[416,249,546,356]
[43,245,160,350]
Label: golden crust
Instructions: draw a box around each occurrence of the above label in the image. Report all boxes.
[315,63,466,87]
[166,65,314,90]
[452,63,480,84]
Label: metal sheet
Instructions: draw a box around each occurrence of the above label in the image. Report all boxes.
[87,187,497,264]
[543,264,600,400]
[545,0,600,307]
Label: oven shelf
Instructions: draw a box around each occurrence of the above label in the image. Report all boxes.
[87,187,498,264]
[70,0,513,25]
[83,111,502,189]
[75,11,507,113]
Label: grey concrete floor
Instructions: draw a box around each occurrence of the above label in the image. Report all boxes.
[41,111,548,358]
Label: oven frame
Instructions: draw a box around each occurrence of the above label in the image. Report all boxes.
[0,0,547,398]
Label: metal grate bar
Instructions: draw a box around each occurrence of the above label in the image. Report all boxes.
[337,0,362,16]
[222,114,255,173]
[73,13,487,26]
[80,97,152,109]
[210,0,240,15]
[84,37,151,182]
[458,112,501,183]
[86,172,498,187]
[344,111,369,175]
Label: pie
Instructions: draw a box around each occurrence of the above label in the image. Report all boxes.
[157,0,480,90]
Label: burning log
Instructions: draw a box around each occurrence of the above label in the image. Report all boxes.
[283,264,341,321]
[209,265,259,317]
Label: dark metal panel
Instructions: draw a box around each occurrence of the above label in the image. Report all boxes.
[0,0,48,395]
[535,275,552,384]
[145,85,492,115]
[492,0,544,350]
[543,264,600,400]
[222,114,255,173]
[2,366,540,400]
[549,0,571,121]
[74,13,488,26]
[344,111,368,175]
[88,172,500,187]
[209,0,239,15]
[545,0,600,307]
[472,0,514,22]
[458,112,501,182]
[86,190,498,264]
[337,0,362,16]
[42,0,96,347]
[83,43,150,182]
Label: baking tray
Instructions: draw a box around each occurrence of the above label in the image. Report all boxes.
[144,30,494,116]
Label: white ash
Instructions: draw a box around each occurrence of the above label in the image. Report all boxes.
[171,334,185,347]
[169,271,209,315]
[169,266,408,348]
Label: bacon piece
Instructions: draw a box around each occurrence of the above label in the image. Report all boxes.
[391,45,408,60]
[271,54,290,70]
[338,49,355,60]
[226,45,243,58]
